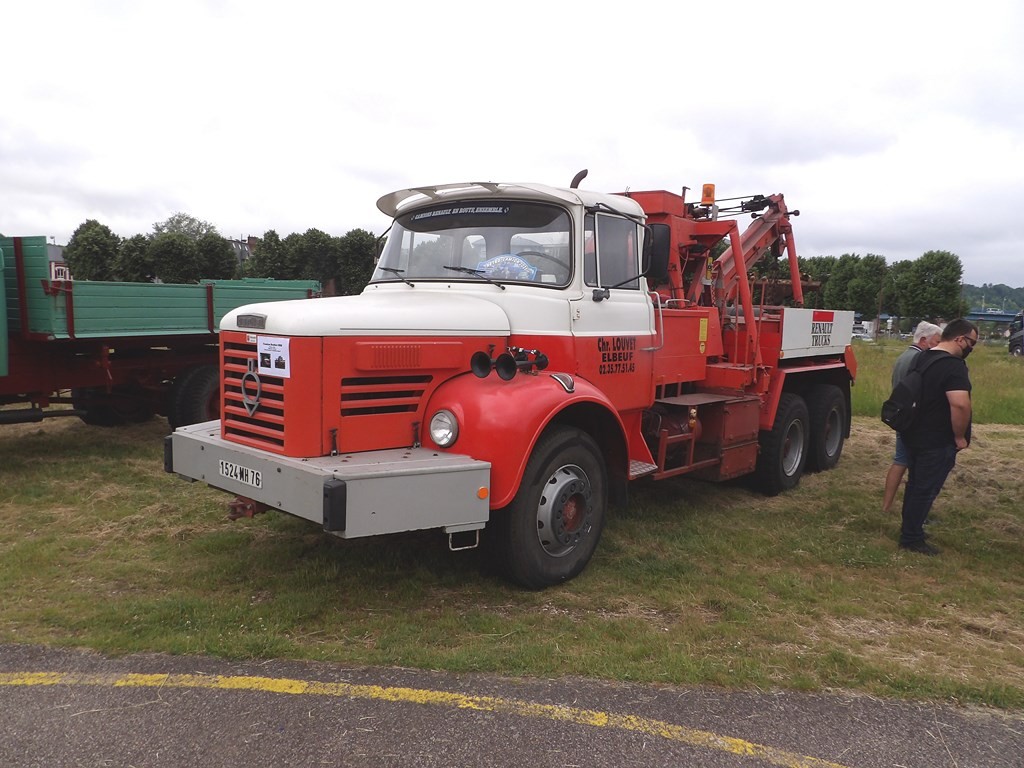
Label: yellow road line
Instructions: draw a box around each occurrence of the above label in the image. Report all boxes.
[0,671,852,768]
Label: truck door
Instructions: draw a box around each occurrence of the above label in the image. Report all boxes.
[570,213,655,410]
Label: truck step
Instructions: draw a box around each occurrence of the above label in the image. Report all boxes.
[629,460,658,478]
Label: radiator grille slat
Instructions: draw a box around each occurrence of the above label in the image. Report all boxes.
[222,341,286,449]
[340,375,431,416]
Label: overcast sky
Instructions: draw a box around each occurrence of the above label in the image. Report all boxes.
[3,0,1022,288]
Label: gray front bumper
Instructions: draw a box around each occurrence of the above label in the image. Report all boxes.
[165,421,491,538]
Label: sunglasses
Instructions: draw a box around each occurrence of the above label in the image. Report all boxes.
[961,336,978,348]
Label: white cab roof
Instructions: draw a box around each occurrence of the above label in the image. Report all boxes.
[376,182,645,220]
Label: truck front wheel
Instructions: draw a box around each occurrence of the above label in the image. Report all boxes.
[494,426,607,589]
[754,392,809,496]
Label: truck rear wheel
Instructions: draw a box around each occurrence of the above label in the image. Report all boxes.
[493,426,607,589]
[168,366,220,428]
[754,392,809,496]
[72,386,155,426]
[806,384,846,472]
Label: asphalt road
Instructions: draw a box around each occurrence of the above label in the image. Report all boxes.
[1,643,1021,767]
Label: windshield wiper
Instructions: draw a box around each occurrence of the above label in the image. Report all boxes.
[379,267,414,287]
[443,265,506,290]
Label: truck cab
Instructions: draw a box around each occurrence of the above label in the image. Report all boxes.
[372,183,659,411]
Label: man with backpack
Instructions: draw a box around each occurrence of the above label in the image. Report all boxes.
[882,322,943,514]
[898,318,978,556]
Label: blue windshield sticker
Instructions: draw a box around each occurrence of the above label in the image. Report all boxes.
[477,254,538,281]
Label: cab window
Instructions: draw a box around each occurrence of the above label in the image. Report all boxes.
[584,213,640,290]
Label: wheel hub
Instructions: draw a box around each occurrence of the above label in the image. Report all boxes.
[782,420,805,476]
[536,464,592,557]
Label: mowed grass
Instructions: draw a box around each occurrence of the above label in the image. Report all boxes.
[1,344,1022,709]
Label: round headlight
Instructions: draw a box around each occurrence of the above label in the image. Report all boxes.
[429,409,459,447]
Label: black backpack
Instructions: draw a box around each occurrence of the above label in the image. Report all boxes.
[880,352,944,432]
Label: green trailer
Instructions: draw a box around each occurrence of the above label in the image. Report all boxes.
[1,235,320,426]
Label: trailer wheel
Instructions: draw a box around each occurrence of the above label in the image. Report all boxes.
[754,393,809,496]
[805,384,846,472]
[72,387,154,426]
[493,426,607,589]
[168,366,220,428]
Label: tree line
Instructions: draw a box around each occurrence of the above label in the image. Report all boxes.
[58,214,377,296]
[48,217,1019,321]
[751,249,1014,323]
[802,250,967,320]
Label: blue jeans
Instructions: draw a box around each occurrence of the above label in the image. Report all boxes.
[893,433,908,466]
[900,442,957,546]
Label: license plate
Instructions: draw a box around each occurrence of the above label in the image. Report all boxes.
[219,459,263,489]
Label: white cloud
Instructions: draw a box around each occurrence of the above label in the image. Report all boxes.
[2,0,1023,287]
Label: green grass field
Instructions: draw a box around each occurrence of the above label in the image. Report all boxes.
[1,340,1022,708]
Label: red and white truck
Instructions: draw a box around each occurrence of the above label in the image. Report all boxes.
[166,174,857,588]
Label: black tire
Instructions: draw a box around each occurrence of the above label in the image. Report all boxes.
[72,386,154,427]
[166,367,201,429]
[805,384,846,472]
[1011,344,1023,357]
[754,393,809,496]
[492,426,607,589]
[168,365,220,428]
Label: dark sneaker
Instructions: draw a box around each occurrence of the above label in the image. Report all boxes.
[900,541,940,556]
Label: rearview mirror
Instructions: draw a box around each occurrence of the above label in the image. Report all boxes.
[643,223,671,281]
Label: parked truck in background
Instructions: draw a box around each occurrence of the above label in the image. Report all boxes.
[1,235,319,427]
[166,174,857,588]
[1009,311,1023,356]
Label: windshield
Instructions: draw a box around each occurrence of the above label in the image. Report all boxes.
[372,201,572,287]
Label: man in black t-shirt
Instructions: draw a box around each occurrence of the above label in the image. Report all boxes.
[899,318,977,555]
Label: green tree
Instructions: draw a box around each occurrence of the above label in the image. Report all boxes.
[816,253,889,317]
[150,232,200,284]
[882,259,913,318]
[798,255,837,309]
[337,228,378,295]
[153,212,219,239]
[63,219,121,280]
[901,250,965,321]
[821,254,860,311]
[845,253,887,318]
[800,255,837,282]
[245,230,296,278]
[282,233,305,280]
[292,228,340,287]
[196,233,237,279]
[113,234,155,282]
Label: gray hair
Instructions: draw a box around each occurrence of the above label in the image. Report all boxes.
[913,321,942,342]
